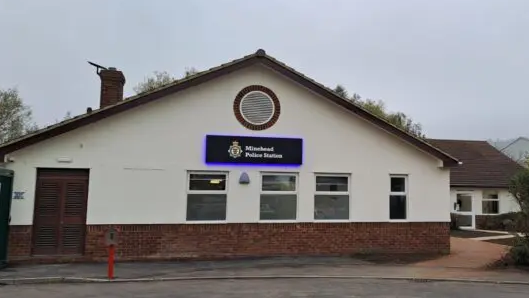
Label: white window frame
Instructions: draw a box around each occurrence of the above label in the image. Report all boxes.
[186,171,228,223]
[389,174,408,221]
[259,172,299,223]
[482,190,500,215]
[314,173,351,222]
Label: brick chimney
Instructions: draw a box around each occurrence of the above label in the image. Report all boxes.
[98,67,125,108]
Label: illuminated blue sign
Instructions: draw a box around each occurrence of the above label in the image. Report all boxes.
[205,135,303,167]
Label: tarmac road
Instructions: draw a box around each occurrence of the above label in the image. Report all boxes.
[2,279,529,297]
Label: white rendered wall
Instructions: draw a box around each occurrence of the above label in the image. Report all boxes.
[7,65,450,225]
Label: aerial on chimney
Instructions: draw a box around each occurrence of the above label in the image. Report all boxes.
[88,61,126,108]
[88,61,107,73]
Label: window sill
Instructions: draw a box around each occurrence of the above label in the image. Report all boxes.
[184,220,228,224]
[258,220,298,224]
[388,219,409,223]
[314,219,351,223]
[481,213,500,216]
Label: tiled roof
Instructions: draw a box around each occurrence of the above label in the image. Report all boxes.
[428,139,525,188]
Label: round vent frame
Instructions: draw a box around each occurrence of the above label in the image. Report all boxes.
[233,85,281,130]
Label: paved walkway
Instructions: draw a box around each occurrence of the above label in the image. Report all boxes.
[476,234,517,241]
[466,229,523,241]
[414,237,508,269]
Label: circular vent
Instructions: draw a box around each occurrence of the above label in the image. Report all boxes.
[240,91,274,125]
[234,85,280,130]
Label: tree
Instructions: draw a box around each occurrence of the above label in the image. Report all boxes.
[350,93,362,102]
[133,71,176,94]
[334,84,362,103]
[0,88,38,144]
[133,68,200,94]
[387,112,423,138]
[333,85,424,138]
[361,99,386,118]
[507,169,529,265]
[334,84,348,98]
[63,111,72,120]
[54,111,73,124]
[184,67,199,78]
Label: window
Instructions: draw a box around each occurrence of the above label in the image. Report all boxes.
[389,175,407,220]
[314,175,350,220]
[482,190,499,215]
[186,172,227,221]
[260,173,297,220]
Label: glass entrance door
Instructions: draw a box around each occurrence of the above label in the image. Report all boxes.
[455,192,475,229]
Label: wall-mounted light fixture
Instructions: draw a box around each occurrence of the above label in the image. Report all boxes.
[239,172,250,184]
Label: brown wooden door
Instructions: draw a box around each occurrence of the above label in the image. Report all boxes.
[32,169,89,256]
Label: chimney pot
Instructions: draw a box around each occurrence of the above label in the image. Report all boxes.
[98,68,125,108]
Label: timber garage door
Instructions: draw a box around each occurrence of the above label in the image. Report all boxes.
[32,169,89,256]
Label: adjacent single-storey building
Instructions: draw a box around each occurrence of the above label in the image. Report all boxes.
[3,49,459,263]
[427,139,524,229]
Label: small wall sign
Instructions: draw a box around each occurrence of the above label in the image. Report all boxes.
[105,227,119,246]
[13,191,25,200]
[205,135,303,166]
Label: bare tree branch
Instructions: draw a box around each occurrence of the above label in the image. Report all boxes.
[133,68,200,94]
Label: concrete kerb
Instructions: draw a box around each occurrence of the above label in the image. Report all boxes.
[1,275,529,286]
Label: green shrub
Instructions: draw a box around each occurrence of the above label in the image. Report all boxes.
[509,237,529,266]
[477,212,523,231]
[507,169,529,266]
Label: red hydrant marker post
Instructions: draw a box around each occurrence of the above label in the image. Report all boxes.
[104,227,119,280]
[108,244,115,279]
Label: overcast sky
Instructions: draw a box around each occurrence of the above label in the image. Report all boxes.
[1,0,527,140]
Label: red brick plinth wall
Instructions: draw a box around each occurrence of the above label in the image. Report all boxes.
[9,222,450,263]
[86,222,450,261]
[7,225,32,258]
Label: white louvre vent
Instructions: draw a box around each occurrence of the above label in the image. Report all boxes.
[239,91,275,125]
